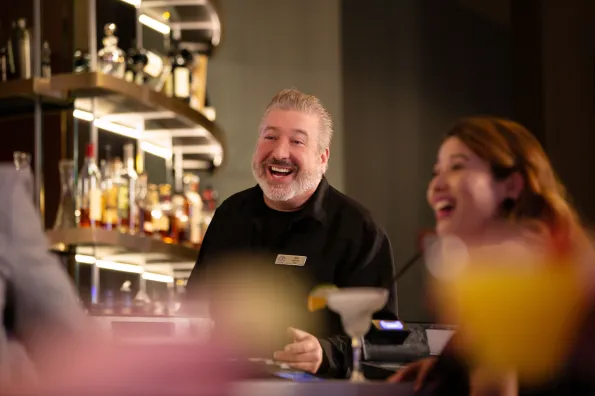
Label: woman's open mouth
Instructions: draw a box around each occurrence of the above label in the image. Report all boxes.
[434,199,456,220]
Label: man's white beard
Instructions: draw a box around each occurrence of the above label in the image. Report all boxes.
[252,164,324,202]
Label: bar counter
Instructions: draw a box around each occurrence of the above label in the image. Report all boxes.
[83,313,429,396]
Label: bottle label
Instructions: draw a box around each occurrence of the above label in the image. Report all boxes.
[104,209,118,226]
[144,221,154,233]
[164,74,173,97]
[105,186,118,208]
[90,188,103,221]
[134,72,144,85]
[174,67,190,98]
[125,70,134,83]
[157,215,170,232]
[189,205,202,243]
[118,185,129,217]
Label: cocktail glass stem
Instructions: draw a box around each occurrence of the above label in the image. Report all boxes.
[351,336,365,382]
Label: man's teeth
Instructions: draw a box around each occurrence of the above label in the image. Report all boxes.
[271,166,291,173]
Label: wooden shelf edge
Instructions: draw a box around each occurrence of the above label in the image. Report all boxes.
[46,228,199,262]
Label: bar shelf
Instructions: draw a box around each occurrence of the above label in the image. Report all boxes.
[0,73,226,165]
[47,227,198,263]
[0,77,71,118]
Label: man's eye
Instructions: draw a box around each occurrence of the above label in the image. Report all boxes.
[264,135,275,140]
[451,163,464,171]
[292,140,304,145]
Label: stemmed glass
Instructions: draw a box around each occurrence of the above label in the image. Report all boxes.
[326,287,389,382]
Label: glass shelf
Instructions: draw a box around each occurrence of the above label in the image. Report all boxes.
[47,227,198,262]
[0,72,226,166]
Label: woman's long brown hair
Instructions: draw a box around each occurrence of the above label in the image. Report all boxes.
[445,116,588,250]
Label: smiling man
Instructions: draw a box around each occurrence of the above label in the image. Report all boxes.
[185,88,397,379]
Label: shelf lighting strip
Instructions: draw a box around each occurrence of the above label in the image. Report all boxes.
[139,14,170,35]
[120,0,141,7]
[75,254,174,283]
[73,110,172,159]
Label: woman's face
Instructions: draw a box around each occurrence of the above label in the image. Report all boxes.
[427,137,511,239]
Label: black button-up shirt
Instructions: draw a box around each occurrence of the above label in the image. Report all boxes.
[185,177,397,378]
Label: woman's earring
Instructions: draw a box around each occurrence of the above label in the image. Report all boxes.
[502,197,516,212]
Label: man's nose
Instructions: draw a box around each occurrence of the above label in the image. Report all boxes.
[270,139,291,159]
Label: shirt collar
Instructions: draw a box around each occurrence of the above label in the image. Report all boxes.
[251,176,329,224]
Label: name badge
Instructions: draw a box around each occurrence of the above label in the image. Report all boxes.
[275,254,307,266]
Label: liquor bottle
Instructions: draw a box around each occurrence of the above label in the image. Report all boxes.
[124,41,136,83]
[162,34,176,97]
[73,49,90,73]
[167,31,191,103]
[115,144,138,233]
[76,144,103,228]
[133,47,148,85]
[142,183,159,236]
[97,23,125,78]
[157,184,175,243]
[184,173,204,247]
[41,41,51,78]
[172,193,188,244]
[136,173,150,236]
[102,157,119,231]
[0,45,7,82]
[7,18,31,79]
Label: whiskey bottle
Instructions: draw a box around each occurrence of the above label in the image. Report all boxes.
[76,144,103,228]
[184,173,204,247]
[136,173,151,236]
[102,158,119,231]
[157,184,175,243]
[115,144,138,233]
[172,193,188,244]
[142,183,159,236]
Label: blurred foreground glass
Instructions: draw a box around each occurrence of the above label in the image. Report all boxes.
[326,287,388,382]
[432,257,588,386]
[14,151,31,170]
[53,160,77,229]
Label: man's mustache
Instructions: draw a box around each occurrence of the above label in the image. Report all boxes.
[261,158,298,170]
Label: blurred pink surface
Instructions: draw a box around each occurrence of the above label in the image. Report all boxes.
[6,333,243,396]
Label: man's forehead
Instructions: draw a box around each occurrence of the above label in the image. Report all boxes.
[263,110,318,133]
[263,125,309,136]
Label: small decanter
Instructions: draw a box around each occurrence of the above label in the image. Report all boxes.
[13,151,31,170]
[53,159,77,230]
[97,23,125,78]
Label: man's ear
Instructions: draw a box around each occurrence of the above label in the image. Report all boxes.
[320,148,329,165]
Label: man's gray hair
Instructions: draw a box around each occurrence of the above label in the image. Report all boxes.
[260,88,334,153]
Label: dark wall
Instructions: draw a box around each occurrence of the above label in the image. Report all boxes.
[341,0,512,322]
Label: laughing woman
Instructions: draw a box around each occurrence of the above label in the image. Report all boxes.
[389,117,595,395]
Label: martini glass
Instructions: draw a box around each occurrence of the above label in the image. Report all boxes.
[326,287,389,382]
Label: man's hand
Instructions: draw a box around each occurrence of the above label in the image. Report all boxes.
[273,327,323,374]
